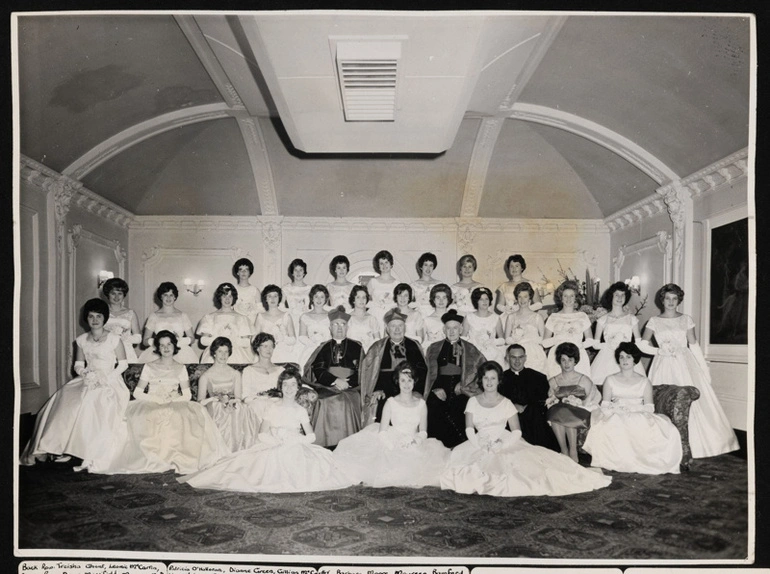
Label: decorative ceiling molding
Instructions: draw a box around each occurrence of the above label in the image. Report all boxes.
[680,147,749,199]
[509,103,680,185]
[21,155,134,229]
[497,16,567,113]
[460,118,504,217]
[458,217,609,234]
[130,215,259,231]
[174,15,247,110]
[603,194,668,232]
[236,117,279,216]
[61,103,233,180]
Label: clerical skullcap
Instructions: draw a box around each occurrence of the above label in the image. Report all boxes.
[383,308,408,324]
[328,305,351,323]
[441,309,464,324]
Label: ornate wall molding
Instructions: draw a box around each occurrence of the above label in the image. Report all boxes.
[280,217,459,234]
[604,194,668,231]
[509,103,680,185]
[21,156,134,232]
[613,231,672,283]
[130,215,259,231]
[460,118,504,217]
[681,147,749,199]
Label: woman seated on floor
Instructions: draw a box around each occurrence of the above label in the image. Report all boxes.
[546,342,601,462]
[99,330,230,475]
[179,365,354,493]
[440,360,611,497]
[583,342,682,474]
[197,337,260,452]
[333,361,450,488]
[21,298,129,471]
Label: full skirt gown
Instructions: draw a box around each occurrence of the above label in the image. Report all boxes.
[504,311,547,374]
[440,397,611,497]
[544,312,593,379]
[590,314,645,386]
[20,333,130,470]
[100,362,230,474]
[138,311,199,363]
[179,402,354,493]
[333,398,450,487]
[200,369,261,452]
[104,311,139,362]
[582,375,682,474]
[646,315,738,458]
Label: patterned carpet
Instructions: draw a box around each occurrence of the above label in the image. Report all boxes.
[18,454,748,560]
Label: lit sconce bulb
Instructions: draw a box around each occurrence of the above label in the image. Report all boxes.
[184,278,204,296]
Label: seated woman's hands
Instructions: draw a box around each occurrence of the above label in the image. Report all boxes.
[562,394,583,408]
[545,395,559,409]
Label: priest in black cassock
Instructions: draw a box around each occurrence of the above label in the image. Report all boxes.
[424,309,486,448]
[359,308,427,425]
[499,343,560,452]
[304,306,365,447]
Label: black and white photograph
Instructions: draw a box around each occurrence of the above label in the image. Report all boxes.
[10,8,760,567]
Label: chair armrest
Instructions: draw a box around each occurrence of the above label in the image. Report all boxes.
[653,384,701,470]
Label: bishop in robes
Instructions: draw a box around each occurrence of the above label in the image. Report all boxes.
[304,306,365,447]
[424,309,486,448]
[359,308,427,425]
[499,344,559,452]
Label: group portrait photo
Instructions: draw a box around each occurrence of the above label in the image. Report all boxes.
[10,7,760,568]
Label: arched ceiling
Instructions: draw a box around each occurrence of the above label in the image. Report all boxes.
[16,12,751,219]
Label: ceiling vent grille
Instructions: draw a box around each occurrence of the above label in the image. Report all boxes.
[336,41,401,122]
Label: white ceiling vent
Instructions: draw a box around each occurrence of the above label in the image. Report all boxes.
[336,40,402,122]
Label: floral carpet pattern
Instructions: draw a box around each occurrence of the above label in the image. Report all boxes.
[18,454,748,560]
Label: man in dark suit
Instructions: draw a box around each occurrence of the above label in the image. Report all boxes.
[304,306,365,447]
[424,309,486,448]
[359,308,427,425]
[499,344,559,451]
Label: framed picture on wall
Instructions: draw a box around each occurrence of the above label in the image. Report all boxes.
[702,206,750,362]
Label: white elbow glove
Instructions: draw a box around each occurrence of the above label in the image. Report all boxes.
[465,427,480,448]
[74,361,87,376]
[298,336,312,347]
[298,432,317,444]
[636,340,659,356]
[123,333,142,345]
[592,340,606,350]
[114,359,128,376]
[237,337,251,348]
[178,336,191,346]
[541,337,557,349]
[173,388,192,402]
[200,335,214,347]
[133,389,162,403]
[582,338,596,349]
[284,336,297,346]
[529,302,543,312]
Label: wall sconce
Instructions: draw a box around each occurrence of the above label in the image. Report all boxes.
[184,278,205,296]
[97,270,114,289]
[624,275,641,295]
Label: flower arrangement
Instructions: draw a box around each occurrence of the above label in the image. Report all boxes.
[624,276,648,316]
[540,260,606,321]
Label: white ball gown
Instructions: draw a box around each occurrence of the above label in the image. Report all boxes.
[178,401,355,493]
[451,283,482,315]
[241,364,282,423]
[326,282,355,311]
[403,309,425,344]
[197,311,254,364]
[254,311,300,365]
[333,397,450,487]
[233,284,264,327]
[590,314,646,386]
[583,374,682,474]
[410,281,440,319]
[21,332,130,470]
[646,315,738,458]
[422,314,445,352]
[465,313,505,366]
[137,311,199,363]
[440,396,612,497]
[367,276,398,329]
[100,361,230,474]
[298,313,331,367]
[504,311,547,374]
[104,309,139,361]
[346,313,381,352]
[544,312,593,379]
[282,283,311,334]
[199,368,261,452]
